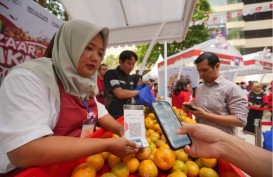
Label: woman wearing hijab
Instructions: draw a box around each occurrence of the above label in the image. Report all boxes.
[0,20,139,174]
[243,83,268,134]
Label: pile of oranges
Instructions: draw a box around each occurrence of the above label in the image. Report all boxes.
[71,107,219,177]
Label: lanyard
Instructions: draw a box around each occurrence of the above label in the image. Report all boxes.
[81,99,97,138]
[82,99,97,120]
[82,99,91,113]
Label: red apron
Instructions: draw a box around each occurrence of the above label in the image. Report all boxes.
[0,82,98,177]
[53,81,98,137]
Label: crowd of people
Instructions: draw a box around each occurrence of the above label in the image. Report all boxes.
[0,19,272,177]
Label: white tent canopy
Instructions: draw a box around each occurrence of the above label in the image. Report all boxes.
[59,0,197,47]
[158,39,244,72]
[224,49,272,76]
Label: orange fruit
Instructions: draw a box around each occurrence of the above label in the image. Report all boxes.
[194,158,203,168]
[150,132,160,142]
[138,159,158,177]
[151,148,158,155]
[145,118,154,129]
[71,162,96,177]
[167,170,187,177]
[86,154,104,172]
[186,156,193,162]
[147,129,155,135]
[171,160,188,174]
[160,143,170,149]
[101,172,117,177]
[199,167,219,177]
[149,142,156,150]
[125,157,139,173]
[136,146,151,161]
[173,149,188,162]
[185,161,200,177]
[101,152,110,162]
[112,134,120,138]
[155,139,166,148]
[182,117,196,124]
[108,154,121,168]
[111,162,129,177]
[154,146,175,170]
[147,113,156,119]
[200,158,217,168]
[153,123,161,132]
[161,134,167,142]
[149,153,155,161]
[122,154,135,164]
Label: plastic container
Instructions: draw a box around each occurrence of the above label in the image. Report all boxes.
[16,117,246,177]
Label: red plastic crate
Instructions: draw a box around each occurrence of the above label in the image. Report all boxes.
[16,117,246,177]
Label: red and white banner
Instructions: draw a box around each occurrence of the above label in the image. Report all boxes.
[190,3,273,26]
[0,0,63,85]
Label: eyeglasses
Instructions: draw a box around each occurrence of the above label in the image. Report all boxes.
[99,68,108,71]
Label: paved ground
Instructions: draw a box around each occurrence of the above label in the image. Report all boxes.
[236,111,272,146]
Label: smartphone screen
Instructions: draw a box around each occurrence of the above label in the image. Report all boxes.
[152,101,192,150]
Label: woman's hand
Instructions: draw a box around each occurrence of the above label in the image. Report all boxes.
[107,138,139,158]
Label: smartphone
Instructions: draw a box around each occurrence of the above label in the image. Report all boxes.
[183,103,196,111]
[151,101,192,150]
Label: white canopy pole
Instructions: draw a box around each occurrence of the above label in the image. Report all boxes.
[164,41,168,101]
[177,66,183,80]
[260,73,266,83]
[139,22,166,75]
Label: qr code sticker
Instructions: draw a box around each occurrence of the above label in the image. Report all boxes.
[129,122,141,138]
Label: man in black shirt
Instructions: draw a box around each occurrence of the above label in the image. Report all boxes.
[104,50,139,119]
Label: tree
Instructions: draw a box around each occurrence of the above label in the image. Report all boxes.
[33,0,68,21]
[103,54,119,69]
[135,0,211,69]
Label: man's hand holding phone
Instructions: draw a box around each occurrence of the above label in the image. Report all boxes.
[183,103,208,119]
[183,102,196,111]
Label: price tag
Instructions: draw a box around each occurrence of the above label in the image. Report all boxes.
[123,105,149,148]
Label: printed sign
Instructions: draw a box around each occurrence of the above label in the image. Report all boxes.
[0,0,63,85]
[123,105,149,148]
